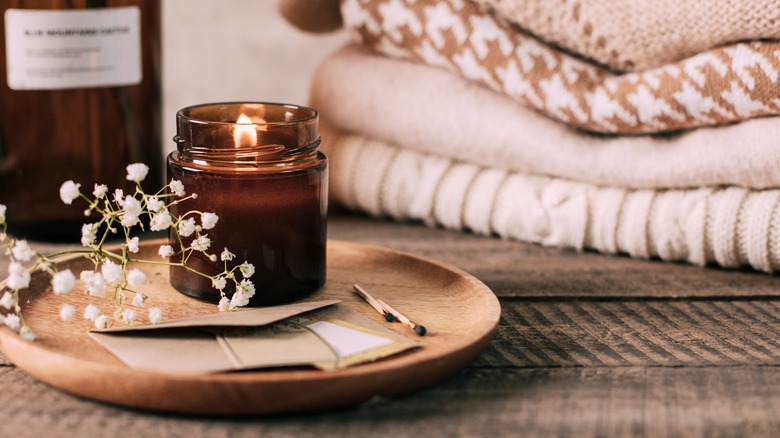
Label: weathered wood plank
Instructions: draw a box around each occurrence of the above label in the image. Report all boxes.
[476,299,780,368]
[329,215,780,299]
[0,366,779,438]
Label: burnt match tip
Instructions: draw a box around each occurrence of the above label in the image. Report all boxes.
[413,325,427,336]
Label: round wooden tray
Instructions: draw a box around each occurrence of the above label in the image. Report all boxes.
[0,239,500,415]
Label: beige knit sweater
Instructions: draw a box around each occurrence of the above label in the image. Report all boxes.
[475,0,780,72]
[311,47,780,190]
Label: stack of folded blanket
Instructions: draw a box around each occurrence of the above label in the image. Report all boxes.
[280,0,780,272]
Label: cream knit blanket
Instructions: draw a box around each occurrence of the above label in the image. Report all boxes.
[324,130,780,273]
[311,47,780,190]
[342,0,780,134]
[474,0,780,72]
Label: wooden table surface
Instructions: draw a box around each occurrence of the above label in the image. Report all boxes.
[2,212,780,437]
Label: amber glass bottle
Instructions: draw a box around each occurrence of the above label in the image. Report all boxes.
[0,0,161,240]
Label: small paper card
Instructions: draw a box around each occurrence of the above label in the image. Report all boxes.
[89,299,419,374]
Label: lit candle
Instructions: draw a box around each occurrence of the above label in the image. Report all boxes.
[233,113,258,147]
[167,102,328,305]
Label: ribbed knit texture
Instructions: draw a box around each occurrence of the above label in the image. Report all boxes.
[325,132,780,272]
[475,0,780,72]
[341,0,780,134]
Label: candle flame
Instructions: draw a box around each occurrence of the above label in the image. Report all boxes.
[233,113,258,147]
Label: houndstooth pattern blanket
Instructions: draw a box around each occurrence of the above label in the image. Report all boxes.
[341,0,780,134]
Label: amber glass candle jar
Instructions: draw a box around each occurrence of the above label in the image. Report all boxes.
[167,102,327,305]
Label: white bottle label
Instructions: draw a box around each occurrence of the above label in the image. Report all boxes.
[4,7,142,90]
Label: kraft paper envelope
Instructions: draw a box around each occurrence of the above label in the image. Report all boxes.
[89,299,419,374]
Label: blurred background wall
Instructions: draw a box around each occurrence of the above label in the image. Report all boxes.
[162,0,347,155]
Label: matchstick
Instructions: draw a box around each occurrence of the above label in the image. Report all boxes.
[353,284,395,322]
[376,298,427,336]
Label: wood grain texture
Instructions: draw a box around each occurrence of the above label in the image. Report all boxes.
[479,299,780,368]
[0,213,779,436]
[0,238,500,415]
[1,366,779,437]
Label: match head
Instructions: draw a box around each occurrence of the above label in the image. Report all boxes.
[384,312,395,322]
[413,324,427,336]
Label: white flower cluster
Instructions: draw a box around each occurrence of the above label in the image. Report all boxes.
[0,162,257,341]
[214,261,256,312]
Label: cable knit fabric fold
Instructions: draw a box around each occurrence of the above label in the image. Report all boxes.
[473,0,780,72]
[341,0,780,134]
[323,131,780,273]
[310,46,780,190]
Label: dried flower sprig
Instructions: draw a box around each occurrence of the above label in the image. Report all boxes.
[0,163,255,341]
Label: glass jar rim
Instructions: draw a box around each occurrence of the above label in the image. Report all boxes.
[176,101,318,127]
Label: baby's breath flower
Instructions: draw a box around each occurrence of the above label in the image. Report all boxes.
[158,244,174,259]
[81,223,98,247]
[2,171,255,336]
[132,292,146,307]
[4,314,20,331]
[80,271,106,296]
[201,212,219,230]
[148,307,162,324]
[94,314,108,329]
[149,211,172,231]
[7,262,31,289]
[126,268,146,289]
[190,234,211,252]
[212,276,227,291]
[0,291,15,310]
[121,214,139,228]
[83,303,101,321]
[169,179,185,197]
[126,237,140,254]
[239,279,256,298]
[220,248,235,262]
[122,195,142,215]
[119,195,142,227]
[230,290,250,308]
[59,304,75,321]
[239,262,255,278]
[121,308,136,324]
[11,240,35,262]
[19,325,35,341]
[59,180,81,205]
[146,197,165,213]
[178,218,196,237]
[218,296,231,312]
[101,260,124,285]
[93,184,108,199]
[51,269,76,295]
[126,163,149,183]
